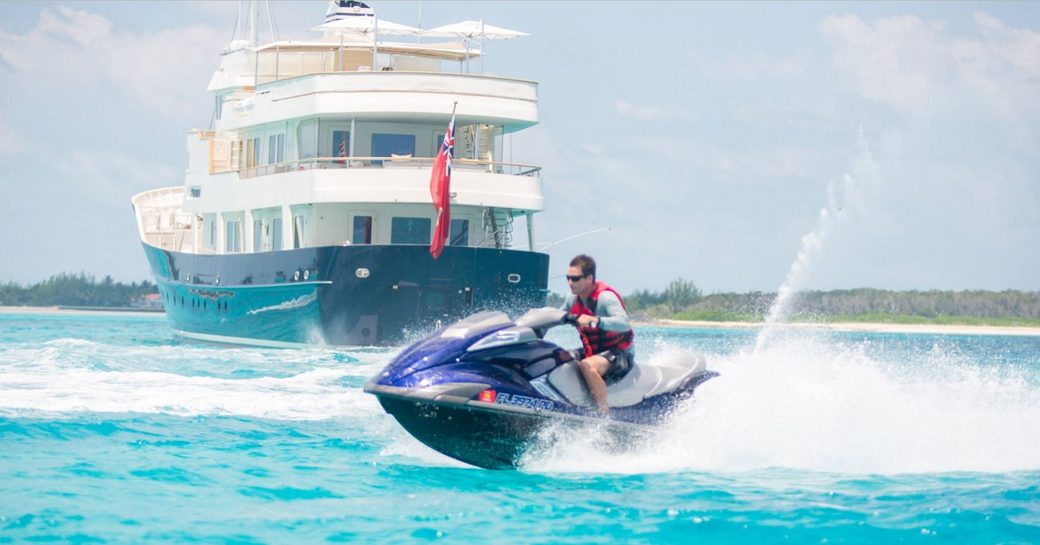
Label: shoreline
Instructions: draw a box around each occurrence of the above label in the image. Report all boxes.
[639,318,1040,337]
[3,306,1039,336]
[0,305,165,318]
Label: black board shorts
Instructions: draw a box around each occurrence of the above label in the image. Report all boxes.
[568,347,634,383]
[598,348,634,384]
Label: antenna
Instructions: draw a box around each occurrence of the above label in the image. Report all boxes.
[248,0,259,47]
[416,0,423,43]
[537,228,612,252]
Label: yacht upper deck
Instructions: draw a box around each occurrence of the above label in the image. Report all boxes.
[210,39,538,131]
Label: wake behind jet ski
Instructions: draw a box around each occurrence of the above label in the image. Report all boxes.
[364,308,718,469]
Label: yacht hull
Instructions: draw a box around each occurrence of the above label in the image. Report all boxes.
[142,243,549,346]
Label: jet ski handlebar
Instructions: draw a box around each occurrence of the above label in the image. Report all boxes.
[514,307,577,338]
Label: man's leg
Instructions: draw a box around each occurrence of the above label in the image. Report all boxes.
[578,355,610,414]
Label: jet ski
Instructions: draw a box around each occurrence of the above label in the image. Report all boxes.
[364,308,718,469]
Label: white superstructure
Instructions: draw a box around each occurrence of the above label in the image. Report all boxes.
[132,2,542,258]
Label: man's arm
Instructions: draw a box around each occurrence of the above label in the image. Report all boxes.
[594,291,630,332]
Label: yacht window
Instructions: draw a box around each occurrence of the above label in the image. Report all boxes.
[225,220,242,253]
[391,217,430,244]
[298,121,318,160]
[372,133,416,165]
[245,137,260,168]
[333,130,350,163]
[205,218,216,248]
[353,215,373,244]
[253,218,262,251]
[293,215,306,248]
[189,186,201,198]
[268,133,285,164]
[272,217,283,251]
[449,219,469,246]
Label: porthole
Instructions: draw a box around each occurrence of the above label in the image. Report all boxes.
[355,268,370,279]
[507,273,521,284]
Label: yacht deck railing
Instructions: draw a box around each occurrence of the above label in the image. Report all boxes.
[232,156,541,179]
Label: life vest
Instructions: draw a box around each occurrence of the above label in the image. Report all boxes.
[569,280,634,357]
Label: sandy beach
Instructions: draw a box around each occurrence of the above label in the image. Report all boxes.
[3,305,1039,336]
[0,305,165,318]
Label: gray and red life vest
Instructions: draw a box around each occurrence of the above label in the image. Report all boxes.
[569,280,634,357]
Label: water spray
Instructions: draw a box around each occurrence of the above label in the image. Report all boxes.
[754,131,874,352]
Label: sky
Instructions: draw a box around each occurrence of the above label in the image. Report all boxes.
[0,1,1038,296]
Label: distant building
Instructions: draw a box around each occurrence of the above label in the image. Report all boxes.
[131,293,164,310]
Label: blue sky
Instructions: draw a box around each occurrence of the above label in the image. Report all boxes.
[0,1,1037,296]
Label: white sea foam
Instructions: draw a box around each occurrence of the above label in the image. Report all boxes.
[0,343,391,421]
[524,338,1040,475]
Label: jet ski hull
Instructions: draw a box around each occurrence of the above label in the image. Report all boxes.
[374,392,548,469]
[368,383,655,469]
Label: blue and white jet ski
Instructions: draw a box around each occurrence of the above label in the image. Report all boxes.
[364,308,718,469]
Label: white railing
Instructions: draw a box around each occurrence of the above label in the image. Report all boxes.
[133,187,194,252]
[234,156,541,180]
[192,130,541,180]
[251,44,466,86]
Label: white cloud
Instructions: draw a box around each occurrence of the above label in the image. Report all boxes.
[0,6,225,120]
[41,6,113,45]
[819,12,1040,120]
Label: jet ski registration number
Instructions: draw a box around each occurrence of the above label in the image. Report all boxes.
[495,393,554,411]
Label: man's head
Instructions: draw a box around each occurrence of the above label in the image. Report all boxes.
[566,254,596,297]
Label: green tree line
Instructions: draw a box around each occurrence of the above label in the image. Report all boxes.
[0,273,157,308]
[569,279,1040,325]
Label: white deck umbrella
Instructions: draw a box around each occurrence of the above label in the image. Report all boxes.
[425,20,529,40]
[424,20,529,72]
[311,17,423,66]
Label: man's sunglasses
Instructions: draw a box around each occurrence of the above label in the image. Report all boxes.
[565,274,587,282]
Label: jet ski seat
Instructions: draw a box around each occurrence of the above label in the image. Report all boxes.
[546,352,708,408]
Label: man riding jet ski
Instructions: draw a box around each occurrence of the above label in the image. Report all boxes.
[558,254,635,415]
[364,307,718,469]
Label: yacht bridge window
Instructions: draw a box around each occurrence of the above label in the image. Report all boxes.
[391,217,430,244]
[372,133,416,164]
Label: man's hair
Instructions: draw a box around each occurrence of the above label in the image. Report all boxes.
[569,254,596,280]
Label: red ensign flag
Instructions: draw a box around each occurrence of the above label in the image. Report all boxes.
[429,111,455,259]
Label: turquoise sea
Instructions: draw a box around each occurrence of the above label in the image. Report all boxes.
[1,311,1039,544]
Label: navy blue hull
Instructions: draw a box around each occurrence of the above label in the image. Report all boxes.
[142,244,549,346]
